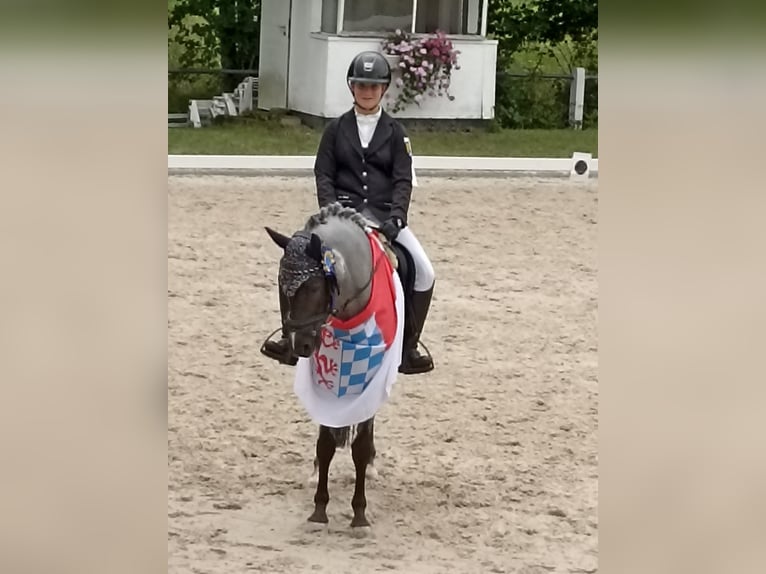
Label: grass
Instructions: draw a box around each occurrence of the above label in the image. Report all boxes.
[168,117,598,158]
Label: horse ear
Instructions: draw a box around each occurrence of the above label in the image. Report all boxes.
[265,227,290,250]
[306,233,323,261]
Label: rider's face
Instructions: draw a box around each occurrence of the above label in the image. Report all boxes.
[352,82,385,111]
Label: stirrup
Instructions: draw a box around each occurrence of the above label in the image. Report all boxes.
[399,341,434,375]
[260,328,298,366]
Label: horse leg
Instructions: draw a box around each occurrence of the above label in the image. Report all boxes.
[366,417,378,480]
[350,419,373,527]
[308,425,335,524]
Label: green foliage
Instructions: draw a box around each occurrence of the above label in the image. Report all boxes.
[488,0,598,129]
[168,74,223,113]
[169,0,261,91]
[489,0,597,59]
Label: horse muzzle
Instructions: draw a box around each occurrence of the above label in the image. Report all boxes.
[284,313,328,358]
[290,329,321,358]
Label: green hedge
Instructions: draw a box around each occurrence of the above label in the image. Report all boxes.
[493,39,598,129]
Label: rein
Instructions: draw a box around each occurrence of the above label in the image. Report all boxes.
[335,250,383,317]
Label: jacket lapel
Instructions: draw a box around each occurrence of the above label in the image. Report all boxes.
[338,110,364,159]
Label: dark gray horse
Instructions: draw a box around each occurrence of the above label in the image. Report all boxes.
[263,203,393,528]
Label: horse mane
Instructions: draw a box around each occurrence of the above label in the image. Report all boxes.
[305,202,367,232]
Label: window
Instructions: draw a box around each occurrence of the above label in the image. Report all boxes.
[342,0,413,33]
[322,0,338,33]
[321,0,486,36]
[416,0,483,35]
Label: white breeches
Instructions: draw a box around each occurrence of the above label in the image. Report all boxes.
[395,227,435,292]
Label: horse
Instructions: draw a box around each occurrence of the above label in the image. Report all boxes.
[263,203,408,528]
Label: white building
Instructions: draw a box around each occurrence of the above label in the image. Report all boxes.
[258,0,498,120]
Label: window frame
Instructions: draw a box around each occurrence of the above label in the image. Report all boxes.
[331,0,488,37]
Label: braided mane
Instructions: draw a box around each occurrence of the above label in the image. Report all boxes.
[305,202,367,232]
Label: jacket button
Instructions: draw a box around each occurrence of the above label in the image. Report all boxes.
[362,171,367,177]
[363,185,368,191]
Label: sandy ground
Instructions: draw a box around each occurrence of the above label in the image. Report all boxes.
[168,174,598,574]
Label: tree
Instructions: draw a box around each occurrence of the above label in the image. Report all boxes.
[169,0,261,90]
[489,0,597,61]
[488,0,598,129]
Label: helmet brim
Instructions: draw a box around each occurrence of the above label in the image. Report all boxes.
[348,77,390,85]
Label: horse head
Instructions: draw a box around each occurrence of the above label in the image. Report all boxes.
[264,202,373,359]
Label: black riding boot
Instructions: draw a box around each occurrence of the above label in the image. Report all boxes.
[260,289,298,366]
[399,284,434,375]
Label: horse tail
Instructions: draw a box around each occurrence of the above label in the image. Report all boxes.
[329,426,351,448]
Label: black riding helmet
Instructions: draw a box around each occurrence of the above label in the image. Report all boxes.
[346,51,391,89]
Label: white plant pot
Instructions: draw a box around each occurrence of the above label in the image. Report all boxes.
[383,54,401,71]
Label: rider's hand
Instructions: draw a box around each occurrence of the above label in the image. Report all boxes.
[380,217,403,243]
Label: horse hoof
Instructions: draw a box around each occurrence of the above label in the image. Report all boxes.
[305,520,328,531]
[308,509,328,524]
[350,515,370,528]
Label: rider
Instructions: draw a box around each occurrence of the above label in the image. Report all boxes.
[262,50,435,375]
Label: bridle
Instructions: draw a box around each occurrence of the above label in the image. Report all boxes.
[276,233,384,348]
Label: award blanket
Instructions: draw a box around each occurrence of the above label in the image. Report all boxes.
[294,232,404,427]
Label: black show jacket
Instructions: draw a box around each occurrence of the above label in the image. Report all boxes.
[314,108,413,226]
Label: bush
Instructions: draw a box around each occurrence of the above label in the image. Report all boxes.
[168,74,223,113]
[495,74,570,129]
[494,38,598,129]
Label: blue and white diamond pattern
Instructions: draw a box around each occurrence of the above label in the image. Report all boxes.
[334,316,386,398]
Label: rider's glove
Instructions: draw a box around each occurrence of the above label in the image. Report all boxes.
[380,216,404,243]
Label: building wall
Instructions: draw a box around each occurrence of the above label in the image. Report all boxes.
[286,0,329,116]
[322,36,497,119]
[284,1,498,120]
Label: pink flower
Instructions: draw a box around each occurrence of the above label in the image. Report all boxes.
[419,48,427,55]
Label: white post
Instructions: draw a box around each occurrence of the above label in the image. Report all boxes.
[189,100,202,128]
[480,0,489,37]
[569,66,585,129]
[337,0,345,33]
[411,0,418,33]
[240,77,253,112]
